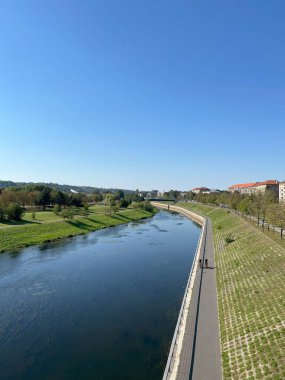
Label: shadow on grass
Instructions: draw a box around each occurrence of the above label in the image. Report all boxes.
[1,219,41,226]
[109,214,134,222]
[66,220,94,231]
[82,217,108,226]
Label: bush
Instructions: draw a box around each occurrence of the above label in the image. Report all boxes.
[119,198,129,208]
[225,234,235,244]
[137,201,154,212]
[60,207,76,220]
[53,205,61,215]
[6,203,24,221]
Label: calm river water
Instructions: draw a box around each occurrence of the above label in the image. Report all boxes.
[0,210,200,380]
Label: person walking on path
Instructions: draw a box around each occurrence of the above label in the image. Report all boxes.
[205,258,208,268]
[199,258,202,268]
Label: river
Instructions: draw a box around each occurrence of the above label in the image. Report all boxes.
[0,210,201,380]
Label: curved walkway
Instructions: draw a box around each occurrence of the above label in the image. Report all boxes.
[153,203,222,380]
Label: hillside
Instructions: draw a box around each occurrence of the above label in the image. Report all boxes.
[0,180,134,194]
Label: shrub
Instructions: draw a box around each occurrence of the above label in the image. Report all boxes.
[225,234,235,244]
[53,205,61,215]
[5,203,24,221]
[137,201,154,212]
[60,207,76,220]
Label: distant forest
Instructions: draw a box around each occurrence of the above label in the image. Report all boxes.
[0,180,134,194]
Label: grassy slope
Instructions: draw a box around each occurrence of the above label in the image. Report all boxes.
[0,208,155,252]
[178,202,285,380]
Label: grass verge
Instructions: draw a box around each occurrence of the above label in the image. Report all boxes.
[0,208,156,252]
[178,202,285,380]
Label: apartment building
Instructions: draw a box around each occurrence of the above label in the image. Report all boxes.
[228,183,256,194]
[279,181,285,203]
[228,180,279,195]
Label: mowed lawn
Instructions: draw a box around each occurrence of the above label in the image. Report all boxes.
[178,202,285,380]
[0,205,126,227]
[0,208,155,252]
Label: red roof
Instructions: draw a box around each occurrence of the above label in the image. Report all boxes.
[229,180,278,189]
[254,180,279,186]
[228,183,255,189]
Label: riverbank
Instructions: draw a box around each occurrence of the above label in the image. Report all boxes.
[0,208,156,252]
[152,202,222,380]
[177,202,285,380]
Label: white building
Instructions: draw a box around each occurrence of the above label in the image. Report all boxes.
[279,181,285,203]
[192,187,210,194]
[228,180,279,195]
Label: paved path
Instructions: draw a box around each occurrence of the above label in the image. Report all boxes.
[152,203,222,380]
[190,217,222,380]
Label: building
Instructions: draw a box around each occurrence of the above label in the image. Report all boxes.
[192,187,210,194]
[228,183,256,194]
[253,180,279,194]
[228,180,279,195]
[279,181,285,203]
[202,189,222,194]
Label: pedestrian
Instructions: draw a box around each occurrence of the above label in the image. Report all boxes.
[199,258,202,268]
[205,258,208,268]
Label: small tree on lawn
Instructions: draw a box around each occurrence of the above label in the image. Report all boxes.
[6,203,24,221]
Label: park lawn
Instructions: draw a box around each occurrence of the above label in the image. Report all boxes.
[88,204,117,213]
[0,208,155,252]
[23,211,62,223]
[178,202,285,380]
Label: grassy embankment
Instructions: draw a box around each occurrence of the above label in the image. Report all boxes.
[178,202,285,380]
[0,205,156,252]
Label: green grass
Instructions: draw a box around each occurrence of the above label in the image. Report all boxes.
[23,211,62,222]
[177,202,285,380]
[0,208,156,252]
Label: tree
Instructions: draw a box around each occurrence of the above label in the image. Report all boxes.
[0,206,5,222]
[118,198,129,208]
[273,205,285,239]
[61,207,76,220]
[52,191,66,207]
[260,190,278,230]
[36,188,51,210]
[237,197,251,216]
[6,203,24,221]
[114,190,125,200]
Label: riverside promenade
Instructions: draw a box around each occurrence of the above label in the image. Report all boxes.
[152,203,222,380]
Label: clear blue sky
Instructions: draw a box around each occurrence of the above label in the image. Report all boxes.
[1,0,284,191]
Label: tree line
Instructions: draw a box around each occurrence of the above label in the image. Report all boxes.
[188,190,285,239]
[0,186,149,222]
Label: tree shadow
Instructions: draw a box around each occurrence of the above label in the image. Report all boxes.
[110,214,133,222]
[66,220,93,231]
[0,219,40,226]
[83,217,108,226]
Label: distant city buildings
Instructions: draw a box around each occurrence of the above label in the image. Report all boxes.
[191,187,222,194]
[192,187,210,194]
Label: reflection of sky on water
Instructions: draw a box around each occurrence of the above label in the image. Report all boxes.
[0,211,200,380]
